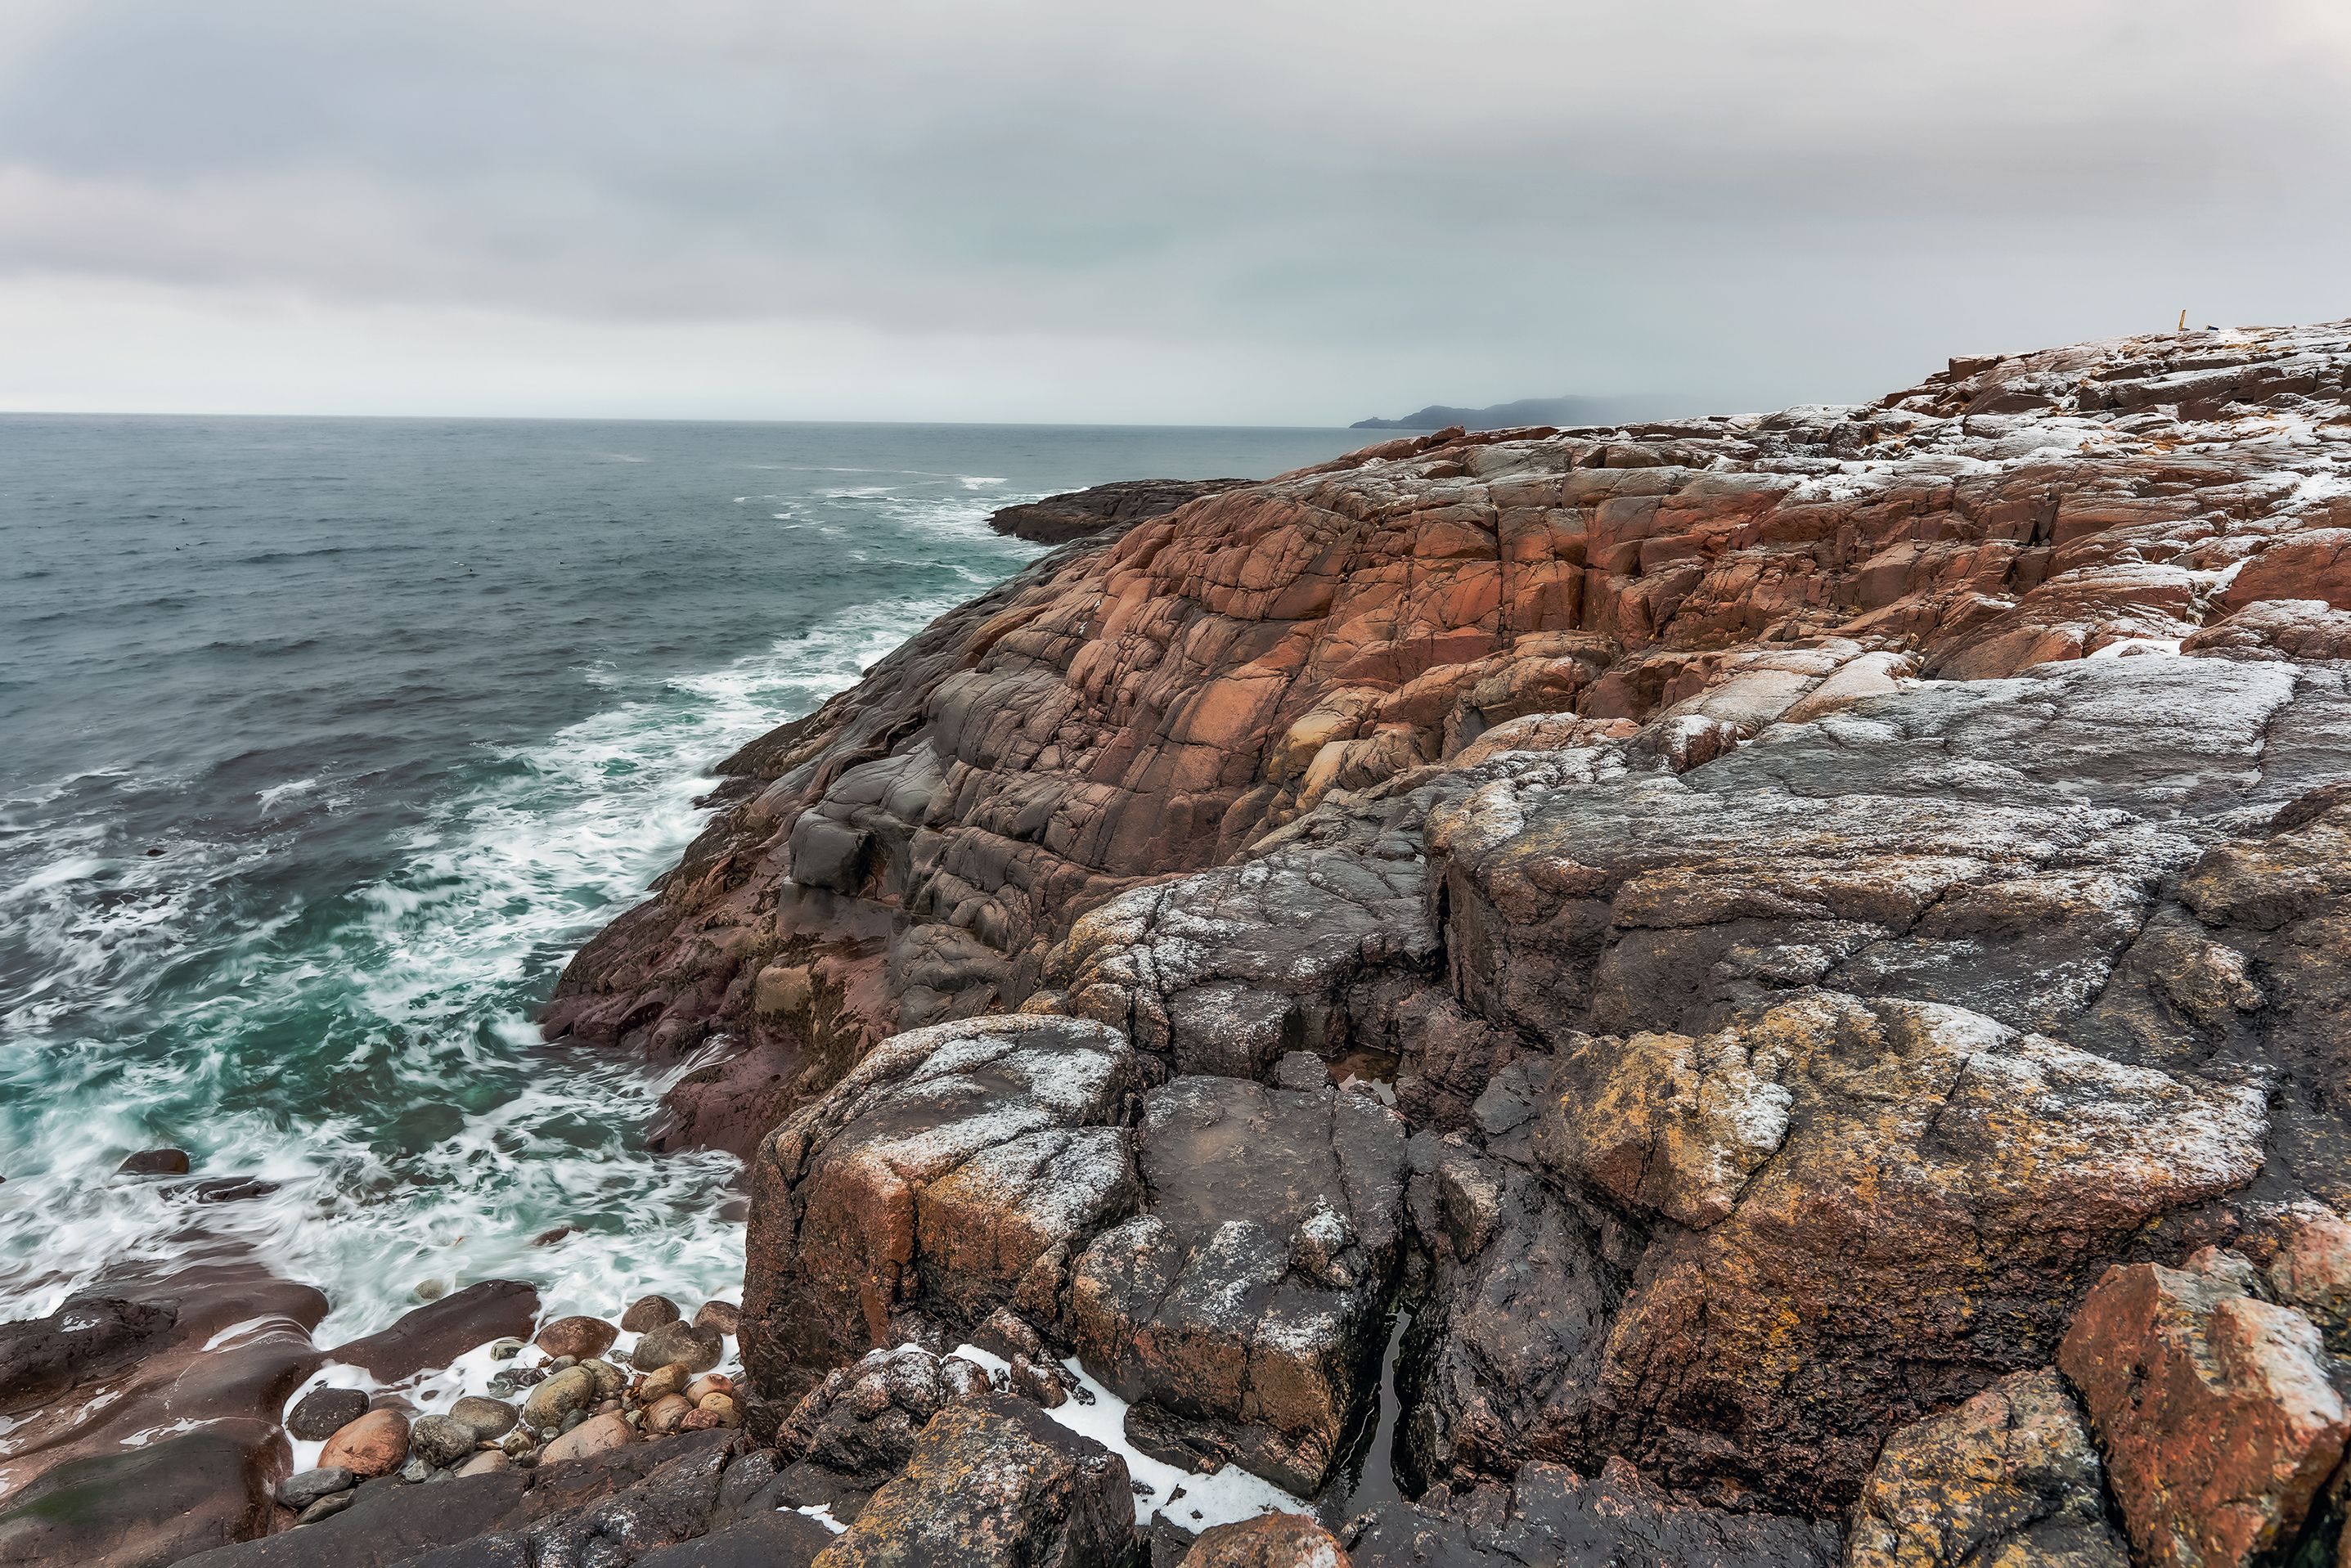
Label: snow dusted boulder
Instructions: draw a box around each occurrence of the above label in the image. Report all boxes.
[742,1015,1148,1411]
[1071,1075,1408,1496]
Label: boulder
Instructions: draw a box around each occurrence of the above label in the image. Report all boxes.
[767,1345,989,1518]
[1071,1075,1407,1494]
[409,1413,479,1468]
[1845,1368,2128,1568]
[318,1409,411,1478]
[623,1295,682,1333]
[632,1320,723,1375]
[812,1393,1133,1568]
[533,1314,618,1361]
[539,1410,637,1465]
[744,1014,1147,1406]
[520,1365,600,1434]
[285,1386,371,1441]
[447,1395,518,1441]
[1180,1515,1350,1568]
[2059,1254,2350,1568]
[275,1467,355,1511]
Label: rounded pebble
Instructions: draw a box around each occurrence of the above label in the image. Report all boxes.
[618,1295,679,1333]
[448,1395,518,1440]
[408,1413,476,1468]
[318,1409,410,1479]
[533,1315,618,1361]
[287,1386,371,1442]
[276,1467,355,1510]
[629,1321,721,1375]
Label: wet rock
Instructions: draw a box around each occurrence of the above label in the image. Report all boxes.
[633,1508,838,1567]
[0,1295,176,1413]
[487,1364,545,1398]
[623,1295,682,1333]
[1845,1368,2128,1568]
[294,1490,357,1526]
[173,1463,532,1566]
[0,1422,284,1566]
[744,1014,1146,1405]
[645,1393,695,1435]
[411,1413,480,1468]
[694,1301,741,1337]
[521,1365,600,1434]
[286,1385,371,1440]
[319,1409,411,1478]
[116,1148,191,1175]
[515,1431,734,1564]
[815,1392,1132,1568]
[327,1280,540,1383]
[633,1320,723,1375]
[684,1373,735,1403]
[163,1176,281,1203]
[1342,1458,1836,1568]
[636,1363,692,1405]
[534,1314,619,1361]
[448,1395,519,1441]
[276,1467,356,1510]
[540,1410,637,1464]
[454,1449,510,1478]
[580,1356,627,1400]
[2059,1254,2351,1568]
[1072,1074,1407,1494]
[1181,1514,1350,1568]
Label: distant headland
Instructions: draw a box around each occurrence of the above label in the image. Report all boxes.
[1351,393,1687,429]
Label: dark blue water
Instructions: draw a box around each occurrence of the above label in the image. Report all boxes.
[0,415,1367,1336]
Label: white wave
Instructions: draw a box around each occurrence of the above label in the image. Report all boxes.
[0,587,978,1339]
[256,777,320,814]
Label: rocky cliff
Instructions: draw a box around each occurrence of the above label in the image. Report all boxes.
[533,319,2351,1567]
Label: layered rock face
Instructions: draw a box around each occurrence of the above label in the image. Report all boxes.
[560,321,2351,1562]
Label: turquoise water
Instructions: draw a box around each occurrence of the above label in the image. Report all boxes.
[0,416,1366,1338]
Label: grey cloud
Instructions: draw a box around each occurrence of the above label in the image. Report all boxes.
[1,0,2346,418]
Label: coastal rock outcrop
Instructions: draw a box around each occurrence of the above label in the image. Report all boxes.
[739,1013,1145,1407]
[526,318,2351,1564]
[991,478,1253,546]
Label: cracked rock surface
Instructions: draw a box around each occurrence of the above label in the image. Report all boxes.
[541,321,2351,1566]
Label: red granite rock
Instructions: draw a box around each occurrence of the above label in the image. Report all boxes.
[2059,1254,2349,1568]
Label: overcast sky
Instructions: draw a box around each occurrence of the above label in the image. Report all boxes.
[2,1,2347,424]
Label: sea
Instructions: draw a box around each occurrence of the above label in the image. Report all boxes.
[0,415,1370,1341]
